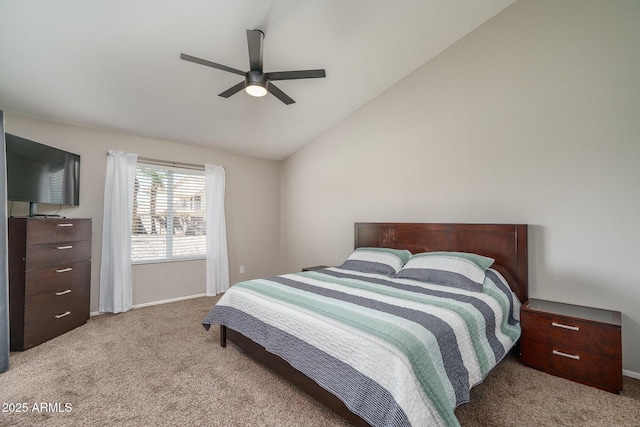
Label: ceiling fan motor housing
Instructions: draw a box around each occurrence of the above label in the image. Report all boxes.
[246,71,267,88]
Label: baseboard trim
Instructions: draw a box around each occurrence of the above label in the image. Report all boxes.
[132,293,208,309]
[624,369,640,380]
[90,293,209,317]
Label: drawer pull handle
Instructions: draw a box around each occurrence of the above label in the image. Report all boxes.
[56,245,73,250]
[55,311,71,319]
[57,223,74,227]
[55,289,72,296]
[551,322,579,331]
[553,350,580,360]
[56,267,73,273]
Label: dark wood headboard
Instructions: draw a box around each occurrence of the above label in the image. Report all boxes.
[354,223,528,303]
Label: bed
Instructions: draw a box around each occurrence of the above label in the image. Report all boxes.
[203,223,528,427]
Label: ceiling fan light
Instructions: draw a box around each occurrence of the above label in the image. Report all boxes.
[245,84,268,97]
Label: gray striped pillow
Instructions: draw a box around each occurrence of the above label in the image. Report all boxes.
[338,247,412,276]
[393,251,494,292]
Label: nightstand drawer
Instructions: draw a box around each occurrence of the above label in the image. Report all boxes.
[521,337,622,393]
[521,310,621,359]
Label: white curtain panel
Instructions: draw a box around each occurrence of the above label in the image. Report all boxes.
[99,150,137,313]
[205,164,230,296]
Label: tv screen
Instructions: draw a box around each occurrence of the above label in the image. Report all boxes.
[5,133,80,208]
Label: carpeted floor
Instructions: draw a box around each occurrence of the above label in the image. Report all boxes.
[1,296,638,427]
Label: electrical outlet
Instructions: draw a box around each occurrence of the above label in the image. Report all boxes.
[240,266,245,274]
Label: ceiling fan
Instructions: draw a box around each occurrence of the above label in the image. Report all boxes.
[180,29,326,105]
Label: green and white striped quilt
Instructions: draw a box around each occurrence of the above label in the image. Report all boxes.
[203,267,521,427]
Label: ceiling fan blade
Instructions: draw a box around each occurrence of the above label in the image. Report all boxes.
[218,81,246,98]
[180,53,245,76]
[246,29,264,73]
[266,69,326,81]
[267,82,295,105]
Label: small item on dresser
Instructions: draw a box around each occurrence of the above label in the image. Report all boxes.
[520,298,622,393]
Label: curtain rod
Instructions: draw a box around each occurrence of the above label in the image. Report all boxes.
[137,156,205,171]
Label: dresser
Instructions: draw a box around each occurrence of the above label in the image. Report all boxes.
[8,217,92,351]
[520,298,622,393]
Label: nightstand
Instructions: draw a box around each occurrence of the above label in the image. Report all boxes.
[301,265,329,272]
[520,298,622,393]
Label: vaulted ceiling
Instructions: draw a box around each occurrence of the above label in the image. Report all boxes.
[0,0,516,160]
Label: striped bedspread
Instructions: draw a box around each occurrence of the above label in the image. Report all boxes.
[203,267,521,427]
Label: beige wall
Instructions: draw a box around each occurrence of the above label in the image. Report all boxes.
[5,114,281,311]
[281,0,640,374]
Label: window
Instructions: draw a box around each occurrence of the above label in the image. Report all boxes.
[131,163,206,263]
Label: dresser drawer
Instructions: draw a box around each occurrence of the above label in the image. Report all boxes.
[25,240,91,270]
[521,337,622,393]
[24,260,91,296]
[521,310,621,359]
[22,300,89,350]
[24,282,89,327]
[26,219,91,244]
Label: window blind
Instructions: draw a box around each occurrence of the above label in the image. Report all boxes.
[131,163,206,263]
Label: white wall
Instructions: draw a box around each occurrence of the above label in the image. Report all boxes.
[5,115,281,311]
[281,0,640,374]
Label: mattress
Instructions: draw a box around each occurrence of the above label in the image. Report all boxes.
[203,266,521,427]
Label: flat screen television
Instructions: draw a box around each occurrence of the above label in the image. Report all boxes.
[5,133,80,216]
